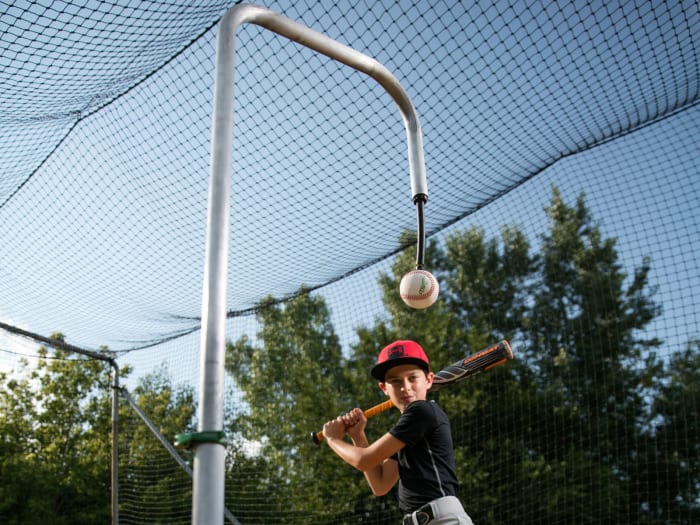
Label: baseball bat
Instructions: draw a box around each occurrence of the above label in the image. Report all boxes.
[311,340,513,444]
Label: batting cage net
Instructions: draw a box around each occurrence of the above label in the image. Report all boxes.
[1,1,698,524]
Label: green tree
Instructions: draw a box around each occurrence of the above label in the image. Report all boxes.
[0,337,201,525]
[224,292,374,523]
[348,189,670,524]
[0,334,114,524]
[639,340,700,524]
[118,366,197,524]
[220,187,696,524]
[526,187,663,523]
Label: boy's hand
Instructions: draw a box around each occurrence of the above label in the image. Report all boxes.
[341,408,367,441]
[323,408,367,442]
[322,417,347,440]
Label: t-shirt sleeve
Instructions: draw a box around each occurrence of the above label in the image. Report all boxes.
[388,400,437,446]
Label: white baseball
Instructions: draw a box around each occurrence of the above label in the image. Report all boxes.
[399,269,440,309]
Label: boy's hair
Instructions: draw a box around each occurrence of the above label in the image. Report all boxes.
[371,340,430,381]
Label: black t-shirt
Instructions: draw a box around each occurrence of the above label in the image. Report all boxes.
[388,400,459,513]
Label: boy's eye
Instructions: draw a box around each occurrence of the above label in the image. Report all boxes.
[388,374,419,385]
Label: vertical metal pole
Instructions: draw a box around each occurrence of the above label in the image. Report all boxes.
[196,5,429,523]
[194,9,236,525]
[111,365,119,525]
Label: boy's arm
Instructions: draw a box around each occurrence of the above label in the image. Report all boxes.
[343,431,401,496]
[323,412,403,496]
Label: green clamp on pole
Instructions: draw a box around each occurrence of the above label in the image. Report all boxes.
[174,430,226,450]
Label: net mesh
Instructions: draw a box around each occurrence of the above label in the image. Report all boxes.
[0,1,698,524]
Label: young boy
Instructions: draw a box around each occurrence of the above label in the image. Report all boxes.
[323,340,474,525]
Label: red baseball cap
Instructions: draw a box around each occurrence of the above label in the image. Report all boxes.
[371,340,430,381]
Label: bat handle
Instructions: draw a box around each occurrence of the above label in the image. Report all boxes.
[311,399,394,444]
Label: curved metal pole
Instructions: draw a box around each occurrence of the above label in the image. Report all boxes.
[197,5,430,523]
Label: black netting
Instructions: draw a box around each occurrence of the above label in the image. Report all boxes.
[1,1,698,524]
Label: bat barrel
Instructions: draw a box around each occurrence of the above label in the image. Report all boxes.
[430,340,513,391]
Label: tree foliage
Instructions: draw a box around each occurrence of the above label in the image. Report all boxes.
[1,187,697,524]
[224,292,381,522]
[118,366,197,524]
[223,186,698,524]
[0,335,113,524]
[0,339,197,525]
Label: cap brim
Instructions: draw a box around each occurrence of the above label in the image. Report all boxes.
[371,357,430,381]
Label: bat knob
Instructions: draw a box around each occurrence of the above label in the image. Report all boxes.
[311,431,323,445]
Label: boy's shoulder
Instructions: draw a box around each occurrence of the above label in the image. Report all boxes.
[392,400,450,445]
[404,399,441,417]
[408,399,433,408]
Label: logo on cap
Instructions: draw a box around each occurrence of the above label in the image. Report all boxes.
[387,344,405,360]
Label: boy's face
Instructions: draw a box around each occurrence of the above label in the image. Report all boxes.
[379,363,434,412]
